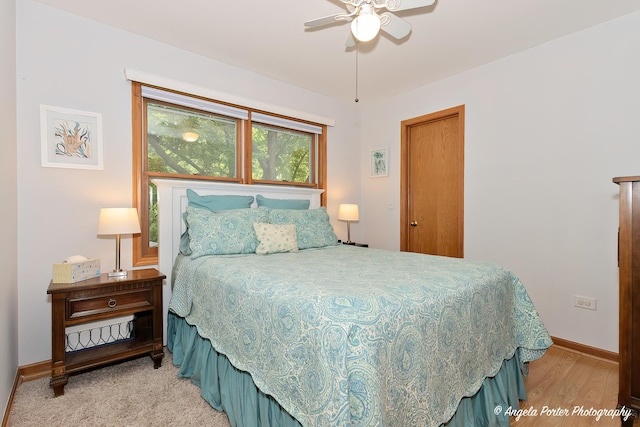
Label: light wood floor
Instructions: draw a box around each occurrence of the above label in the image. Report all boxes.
[513,345,637,426]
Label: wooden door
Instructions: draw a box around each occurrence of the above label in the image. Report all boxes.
[400,105,464,257]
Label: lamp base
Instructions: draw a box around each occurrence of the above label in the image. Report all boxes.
[343,241,356,245]
[108,270,128,277]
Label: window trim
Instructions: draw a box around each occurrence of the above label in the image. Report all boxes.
[132,82,157,266]
[131,82,328,267]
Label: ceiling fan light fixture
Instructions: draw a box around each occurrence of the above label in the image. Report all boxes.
[350,5,380,42]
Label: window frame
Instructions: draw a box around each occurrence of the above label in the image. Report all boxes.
[143,98,244,183]
[131,82,327,266]
[246,114,317,187]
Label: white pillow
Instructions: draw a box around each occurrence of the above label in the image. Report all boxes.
[253,223,299,255]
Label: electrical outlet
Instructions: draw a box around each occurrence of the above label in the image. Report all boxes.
[574,295,597,311]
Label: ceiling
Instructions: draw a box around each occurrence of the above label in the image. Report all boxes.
[35,0,640,104]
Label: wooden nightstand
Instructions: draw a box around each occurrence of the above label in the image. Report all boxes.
[47,268,166,397]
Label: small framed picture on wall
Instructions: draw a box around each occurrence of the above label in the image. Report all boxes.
[40,104,104,170]
[370,147,389,177]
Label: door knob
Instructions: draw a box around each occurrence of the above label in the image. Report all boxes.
[410,221,418,227]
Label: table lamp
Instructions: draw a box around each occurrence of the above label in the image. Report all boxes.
[98,207,141,277]
[338,204,359,245]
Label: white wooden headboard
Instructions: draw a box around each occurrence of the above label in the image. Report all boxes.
[152,179,324,343]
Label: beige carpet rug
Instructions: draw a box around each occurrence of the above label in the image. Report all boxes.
[9,349,232,426]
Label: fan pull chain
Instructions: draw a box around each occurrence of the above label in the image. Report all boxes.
[354,44,359,103]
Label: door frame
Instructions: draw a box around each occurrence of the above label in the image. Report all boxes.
[400,105,465,253]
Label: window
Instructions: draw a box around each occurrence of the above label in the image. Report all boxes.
[249,112,323,188]
[131,82,327,266]
[147,102,239,178]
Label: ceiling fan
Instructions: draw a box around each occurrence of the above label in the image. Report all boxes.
[305,0,436,47]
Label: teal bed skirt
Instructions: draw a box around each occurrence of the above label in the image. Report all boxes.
[167,312,527,426]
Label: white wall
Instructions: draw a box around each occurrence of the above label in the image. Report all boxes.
[16,0,361,365]
[0,0,18,419]
[360,12,640,352]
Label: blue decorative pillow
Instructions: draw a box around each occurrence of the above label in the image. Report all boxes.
[256,194,310,210]
[180,190,256,255]
[268,207,338,250]
[186,206,269,257]
[187,189,254,211]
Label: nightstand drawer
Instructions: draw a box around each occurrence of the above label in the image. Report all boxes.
[68,290,152,320]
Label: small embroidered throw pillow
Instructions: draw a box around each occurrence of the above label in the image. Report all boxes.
[253,223,299,255]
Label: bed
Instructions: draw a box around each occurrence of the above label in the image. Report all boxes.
[155,179,552,427]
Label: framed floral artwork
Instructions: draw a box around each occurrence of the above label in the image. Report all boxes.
[40,105,104,170]
[370,147,389,177]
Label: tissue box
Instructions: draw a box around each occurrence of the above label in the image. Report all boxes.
[52,258,101,283]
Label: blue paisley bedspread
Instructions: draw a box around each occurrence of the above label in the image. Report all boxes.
[169,245,552,427]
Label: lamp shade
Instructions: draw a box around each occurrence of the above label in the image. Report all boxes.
[338,204,360,221]
[97,208,141,235]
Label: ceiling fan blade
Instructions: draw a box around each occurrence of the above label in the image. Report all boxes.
[345,32,356,48]
[385,0,435,12]
[379,12,412,39]
[304,13,352,28]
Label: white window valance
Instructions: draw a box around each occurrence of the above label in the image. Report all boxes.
[126,68,335,128]
[251,112,323,135]
[141,86,249,120]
